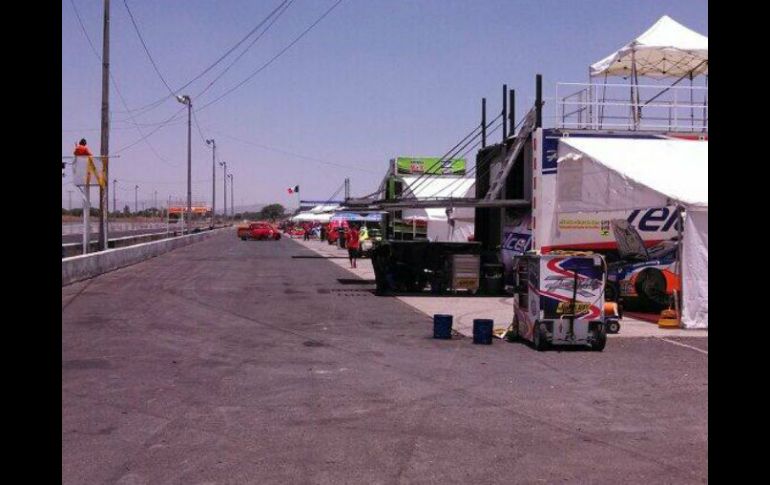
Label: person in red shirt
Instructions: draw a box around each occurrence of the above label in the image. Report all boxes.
[346,224,361,268]
[73,138,93,157]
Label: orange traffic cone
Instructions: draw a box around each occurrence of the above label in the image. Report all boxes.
[658,308,679,329]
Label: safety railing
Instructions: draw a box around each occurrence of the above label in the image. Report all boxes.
[556,82,708,133]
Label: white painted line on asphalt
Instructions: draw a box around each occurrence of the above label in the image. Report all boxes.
[656,337,708,355]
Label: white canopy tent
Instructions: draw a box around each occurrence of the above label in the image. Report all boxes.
[292,212,332,223]
[591,15,708,79]
[291,203,339,223]
[556,137,708,329]
[399,176,476,242]
[589,15,708,130]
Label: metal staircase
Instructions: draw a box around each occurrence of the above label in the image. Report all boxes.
[484,106,537,200]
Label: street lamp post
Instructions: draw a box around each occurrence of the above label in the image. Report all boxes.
[134,185,138,213]
[228,173,234,220]
[219,161,227,223]
[206,139,216,226]
[176,94,192,233]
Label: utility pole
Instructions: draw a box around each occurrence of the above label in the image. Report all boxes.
[206,139,216,225]
[112,179,117,213]
[219,161,227,222]
[98,0,111,251]
[176,95,192,232]
[134,185,139,213]
[154,190,158,213]
[228,173,234,220]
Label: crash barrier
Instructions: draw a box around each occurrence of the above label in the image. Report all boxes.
[433,314,453,339]
[62,231,169,258]
[473,319,494,345]
[62,228,228,286]
[62,225,230,258]
[61,221,176,235]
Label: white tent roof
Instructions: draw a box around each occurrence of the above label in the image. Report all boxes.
[556,137,708,212]
[556,136,708,329]
[309,204,339,213]
[590,15,708,78]
[291,212,332,222]
[400,175,476,199]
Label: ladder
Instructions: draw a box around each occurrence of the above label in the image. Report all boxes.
[484,106,537,200]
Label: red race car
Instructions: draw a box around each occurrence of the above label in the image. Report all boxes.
[238,222,281,241]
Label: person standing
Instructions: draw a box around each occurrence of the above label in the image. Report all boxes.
[73,138,93,157]
[346,224,361,268]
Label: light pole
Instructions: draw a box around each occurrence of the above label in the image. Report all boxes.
[176,94,192,233]
[68,190,73,211]
[113,179,117,213]
[134,185,139,214]
[219,161,227,223]
[228,173,234,220]
[206,139,216,226]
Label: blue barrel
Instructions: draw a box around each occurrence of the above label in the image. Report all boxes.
[433,314,453,339]
[473,319,494,345]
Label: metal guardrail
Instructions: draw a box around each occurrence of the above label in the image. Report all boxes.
[556,82,708,133]
[61,225,231,258]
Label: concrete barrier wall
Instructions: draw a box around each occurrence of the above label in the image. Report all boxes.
[62,228,228,286]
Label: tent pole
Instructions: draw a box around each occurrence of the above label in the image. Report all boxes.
[674,205,684,328]
[599,73,607,129]
[689,73,694,131]
[703,72,708,133]
[630,49,637,129]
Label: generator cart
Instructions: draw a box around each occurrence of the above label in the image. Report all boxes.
[509,252,608,351]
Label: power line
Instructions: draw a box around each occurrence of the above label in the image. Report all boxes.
[113,0,291,116]
[195,0,295,100]
[213,131,378,173]
[197,0,344,113]
[192,109,208,145]
[68,0,181,167]
[113,107,186,154]
[123,0,176,96]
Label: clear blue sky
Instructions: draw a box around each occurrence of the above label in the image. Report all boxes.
[62,0,708,211]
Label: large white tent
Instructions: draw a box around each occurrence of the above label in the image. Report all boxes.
[591,15,708,78]
[399,175,476,242]
[556,137,708,329]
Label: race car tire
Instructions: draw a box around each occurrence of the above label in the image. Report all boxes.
[592,326,607,351]
[634,268,669,310]
[533,322,548,352]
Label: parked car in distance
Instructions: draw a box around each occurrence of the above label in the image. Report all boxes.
[238,222,281,241]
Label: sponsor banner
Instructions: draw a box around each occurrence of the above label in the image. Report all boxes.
[169,206,210,215]
[550,206,681,250]
[394,157,466,175]
[502,214,533,284]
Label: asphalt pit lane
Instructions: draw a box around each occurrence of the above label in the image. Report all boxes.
[303,340,326,348]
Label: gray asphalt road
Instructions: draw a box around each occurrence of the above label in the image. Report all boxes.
[62,232,708,484]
